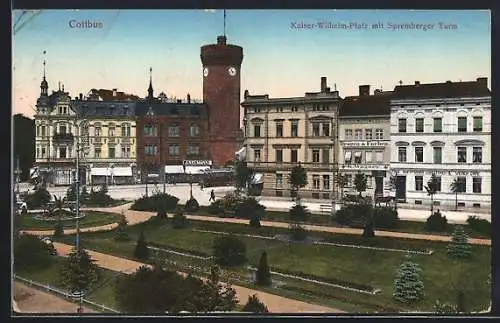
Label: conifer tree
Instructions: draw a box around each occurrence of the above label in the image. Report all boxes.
[255,251,271,286]
[242,294,269,313]
[134,231,149,260]
[447,225,471,258]
[393,256,425,303]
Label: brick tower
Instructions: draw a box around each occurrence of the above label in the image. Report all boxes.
[201,35,243,166]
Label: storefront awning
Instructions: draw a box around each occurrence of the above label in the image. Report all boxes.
[112,167,132,177]
[165,165,184,174]
[185,166,210,174]
[250,173,264,184]
[91,168,110,176]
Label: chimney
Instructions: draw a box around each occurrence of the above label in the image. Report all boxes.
[112,88,117,97]
[359,85,370,96]
[476,77,488,88]
[79,93,83,100]
[217,35,227,45]
[187,93,191,103]
[414,81,420,85]
[321,77,327,92]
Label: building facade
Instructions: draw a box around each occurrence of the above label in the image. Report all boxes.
[242,77,341,200]
[339,85,392,198]
[390,78,491,211]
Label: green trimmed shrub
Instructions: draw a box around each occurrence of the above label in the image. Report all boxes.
[184,197,200,212]
[447,225,471,258]
[425,210,448,232]
[393,259,424,303]
[25,187,51,209]
[466,216,491,237]
[235,197,266,220]
[372,206,399,229]
[242,294,269,313]
[171,211,189,229]
[131,193,179,212]
[208,200,223,215]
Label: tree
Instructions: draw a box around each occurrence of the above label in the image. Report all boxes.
[393,257,425,303]
[61,247,99,295]
[134,231,149,260]
[14,114,35,182]
[242,294,269,313]
[425,174,440,214]
[198,266,238,312]
[449,178,459,211]
[66,183,78,202]
[24,187,51,209]
[289,204,311,241]
[289,164,307,202]
[335,173,348,201]
[354,172,367,198]
[447,225,471,258]
[234,160,252,194]
[213,235,247,267]
[255,251,271,286]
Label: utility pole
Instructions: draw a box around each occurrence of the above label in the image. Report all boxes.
[14,155,21,199]
[74,119,83,313]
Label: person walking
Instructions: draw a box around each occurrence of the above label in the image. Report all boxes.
[209,189,216,202]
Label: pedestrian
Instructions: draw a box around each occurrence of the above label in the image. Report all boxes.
[209,189,216,202]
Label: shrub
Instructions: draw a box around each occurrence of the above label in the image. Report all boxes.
[130,193,179,212]
[242,294,269,313]
[86,186,114,207]
[114,227,131,241]
[235,197,266,220]
[25,187,51,209]
[372,207,399,229]
[290,224,307,241]
[53,222,64,237]
[362,216,375,238]
[171,212,189,229]
[447,225,471,258]
[184,197,200,213]
[425,210,448,232]
[289,204,311,224]
[466,216,491,237]
[134,231,149,260]
[14,234,55,271]
[393,258,424,303]
[157,210,168,220]
[219,192,244,213]
[213,235,247,267]
[255,251,271,286]
[334,204,371,227]
[249,216,261,228]
[207,200,223,215]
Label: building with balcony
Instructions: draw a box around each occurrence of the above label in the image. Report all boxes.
[241,77,341,199]
[390,78,491,211]
[339,85,392,198]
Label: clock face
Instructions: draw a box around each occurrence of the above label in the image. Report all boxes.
[203,67,209,77]
[228,67,237,76]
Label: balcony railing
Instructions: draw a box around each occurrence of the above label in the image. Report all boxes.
[52,132,74,142]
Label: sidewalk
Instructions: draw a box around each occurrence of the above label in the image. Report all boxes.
[53,242,343,313]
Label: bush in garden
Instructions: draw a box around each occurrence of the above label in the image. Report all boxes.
[219,192,244,213]
[393,258,425,303]
[425,210,448,232]
[171,211,189,229]
[235,197,266,220]
[372,206,399,229]
[289,203,311,224]
[134,231,149,261]
[184,197,200,213]
[213,235,247,267]
[53,222,64,237]
[130,193,179,212]
[255,251,271,286]
[334,204,371,227]
[207,200,223,215]
[86,185,114,206]
[157,210,168,220]
[447,225,471,258]
[25,187,51,209]
[242,294,269,313]
[362,214,375,238]
[466,216,491,237]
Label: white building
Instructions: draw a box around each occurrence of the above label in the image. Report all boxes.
[390,78,491,211]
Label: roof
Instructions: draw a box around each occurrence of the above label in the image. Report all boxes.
[87,88,139,101]
[340,91,392,117]
[392,81,490,100]
[73,100,136,118]
[135,101,208,117]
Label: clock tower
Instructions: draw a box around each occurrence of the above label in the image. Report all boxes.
[201,35,243,166]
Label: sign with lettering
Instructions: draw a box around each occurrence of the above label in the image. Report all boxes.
[341,163,389,170]
[183,160,212,166]
[395,169,481,176]
[342,141,388,147]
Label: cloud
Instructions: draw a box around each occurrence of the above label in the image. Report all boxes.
[204,9,217,13]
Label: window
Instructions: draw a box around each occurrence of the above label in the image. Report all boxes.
[365,129,372,140]
[415,147,423,163]
[312,149,320,163]
[276,106,283,113]
[398,147,407,162]
[454,176,466,193]
[94,148,101,158]
[276,149,283,163]
[398,118,407,133]
[291,106,298,112]
[255,107,261,113]
[254,149,261,162]
[323,175,330,190]
[313,175,320,190]
[169,144,180,156]
[344,151,352,163]
[433,117,442,132]
[109,127,115,137]
[415,176,423,191]
[457,117,467,132]
[144,125,157,136]
[254,124,261,137]
[322,123,330,136]
[435,176,442,192]
[36,126,40,137]
[354,129,362,140]
[290,149,298,163]
[41,147,46,158]
[121,146,130,158]
[312,123,320,136]
[457,147,467,163]
[95,127,102,137]
[41,126,46,137]
[121,124,131,137]
[276,174,283,187]
[473,147,482,163]
[473,177,482,193]
[188,144,200,156]
[345,129,353,140]
[59,147,66,158]
[376,151,383,162]
[433,147,442,164]
[415,118,424,132]
[291,121,298,137]
[354,152,362,164]
[365,151,372,163]
[276,123,283,137]
[189,125,200,137]
[375,129,384,140]
[108,146,115,158]
[145,145,158,156]
[59,125,67,134]
[168,126,179,137]
[473,116,483,132]
[322,148,329,164]
[36,147,40,158]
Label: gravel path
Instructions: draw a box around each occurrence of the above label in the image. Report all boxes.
[53,242,342,313]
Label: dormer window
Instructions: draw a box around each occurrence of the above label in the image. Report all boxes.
[146,107,155,116]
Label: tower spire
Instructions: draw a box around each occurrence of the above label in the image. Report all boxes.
[223,9,226,37]
[40,50,48,96]
[147,67,154,100]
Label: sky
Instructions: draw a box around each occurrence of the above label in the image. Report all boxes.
[12,9,491,118]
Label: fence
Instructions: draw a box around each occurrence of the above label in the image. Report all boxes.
[13,275,119,313]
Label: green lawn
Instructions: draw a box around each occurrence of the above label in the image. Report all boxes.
[83,199,130,208]
[15,257,122,312]
[55,217,491,313]
[15,211,122,230]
